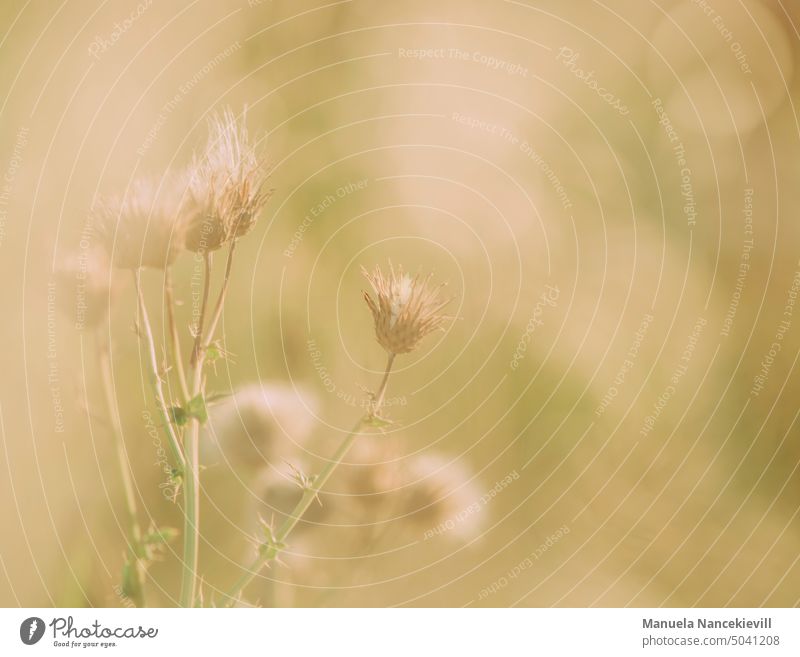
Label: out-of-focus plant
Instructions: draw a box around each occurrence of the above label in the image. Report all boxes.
[67,108,456,608]
[56,248,155,607]
[221,263,453,606]
[93,108,269,607]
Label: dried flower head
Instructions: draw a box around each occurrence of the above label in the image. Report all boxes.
[362,263,451,355]
[54,246,118,329]
[201,383,317,476]
[400,453,484,541]
[94,175,188,269]
[185,109,269,253]
[318,442,484,542]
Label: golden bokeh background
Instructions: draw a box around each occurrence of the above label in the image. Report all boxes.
[1,0,800,607]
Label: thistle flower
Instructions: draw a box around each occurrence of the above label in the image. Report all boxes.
[184,109,269,253]
[315,441,482,541]
[201,383,317,476]
[94,175,188,269]
[362,263,451,355]
[54,246,118,329]
[400,453,484,541]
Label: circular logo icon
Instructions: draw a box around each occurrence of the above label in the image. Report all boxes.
[20,617,45,645]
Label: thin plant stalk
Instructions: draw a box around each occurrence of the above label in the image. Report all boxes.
[180,333,207,607]
[190,252,212,367]
[133,270,186,472]
[97,334,146,607]
[180,240,238,607]
[180,415,201,607]
[222,353,396,606]
[134,271,192,607]
[164,268,189,402]
[179,253,210,608]
[200,240,236,353]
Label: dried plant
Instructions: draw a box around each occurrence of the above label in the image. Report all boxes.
[400,453,485,541]
[87,107,271,607]
[362,263,452,355]
[54,247,166,607]
[201,383,318,477]
[82,106,459,608]
[53,246,117,329]
[222,264,453,605]
[184,109,270,253]
[94,174,189,270]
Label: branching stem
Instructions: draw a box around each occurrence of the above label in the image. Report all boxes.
[133,270,186,472]
[222,352,396,606]
[181,240,237,607]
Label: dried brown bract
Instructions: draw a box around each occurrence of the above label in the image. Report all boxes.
[362,263,451,355]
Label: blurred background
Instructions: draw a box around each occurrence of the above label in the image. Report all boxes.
[1,0,800,607]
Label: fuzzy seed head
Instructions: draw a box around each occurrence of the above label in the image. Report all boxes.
[201,383,317,476]
[94,175,188,270]
[401,453,484,540]
[362,263,451,354]
[54,246,117,328]
[185,108,269,253]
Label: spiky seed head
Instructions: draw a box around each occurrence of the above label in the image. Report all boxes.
[184,108,270,253]
[362,263,451,355]
[94,175,188,270]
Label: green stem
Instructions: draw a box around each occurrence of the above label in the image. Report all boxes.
[180,415,201,607]
[133,271,193,608]
[180,255,210,608]
[180,340,207,608]
[97,335,146,607]
[133,271,186,472]
[222,352,396,606]
[164,268,189,402]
